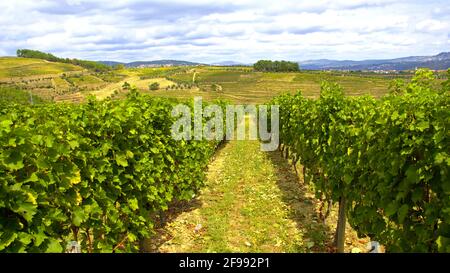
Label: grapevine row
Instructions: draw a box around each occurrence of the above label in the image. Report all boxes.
[0,91,226,252]
[269,70,449,252]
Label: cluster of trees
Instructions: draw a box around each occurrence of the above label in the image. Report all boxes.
[17,49,111,72]
[253,60,300,72]
[149,82,160,90]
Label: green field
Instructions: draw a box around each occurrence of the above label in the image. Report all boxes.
[0,57,83,78]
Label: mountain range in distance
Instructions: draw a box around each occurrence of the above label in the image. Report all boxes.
[99,60,251,67]
[209,61,253,66]
[299,52,450,71]
[100,52,450,71]
[99,60,205,68]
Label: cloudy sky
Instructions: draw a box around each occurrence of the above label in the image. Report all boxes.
[0,0,449,63]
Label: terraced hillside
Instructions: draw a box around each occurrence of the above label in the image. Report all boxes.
[0,58,410,104]
[149,67,395,103]
[0,57,126,103]
[0,57,82,78]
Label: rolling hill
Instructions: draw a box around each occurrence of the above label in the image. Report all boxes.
[0,57,113,103]
[0,57,84,78]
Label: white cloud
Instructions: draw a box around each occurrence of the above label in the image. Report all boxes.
[416,19,448,32]
[0,0,448,62]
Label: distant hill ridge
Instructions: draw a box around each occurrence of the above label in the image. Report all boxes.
[99,60,204,68]
[100,52,450,71]
[299,52,450,71]
[210,61,251,66]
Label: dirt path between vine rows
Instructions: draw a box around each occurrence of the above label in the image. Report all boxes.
[143,119,369,253]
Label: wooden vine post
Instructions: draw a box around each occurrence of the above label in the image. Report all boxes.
[336,197,346,253]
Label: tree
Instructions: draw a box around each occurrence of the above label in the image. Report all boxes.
[253,60,300,72]
[122,82,131,90]
[115,64,125,70]
[16,49,111,72]
[149,82,160,91]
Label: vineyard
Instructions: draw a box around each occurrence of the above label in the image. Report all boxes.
[2,0,450,261]
[0,91,226,252]
[0,56,400,105]
[268,70,450,252]
[0,58,449,253]
[0,86,45,105]
[160,67,394,103]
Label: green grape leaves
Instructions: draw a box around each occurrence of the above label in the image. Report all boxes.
[0,94,226,253]
[270,74,449,252]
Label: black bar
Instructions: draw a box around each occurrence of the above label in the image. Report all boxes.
[0,253,448,272]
